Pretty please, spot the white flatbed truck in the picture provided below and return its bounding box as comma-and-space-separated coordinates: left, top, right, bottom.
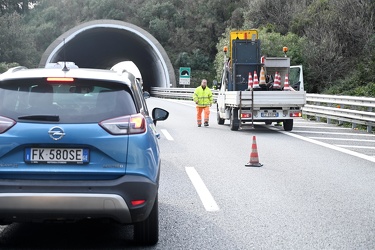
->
216, 30, 306, 131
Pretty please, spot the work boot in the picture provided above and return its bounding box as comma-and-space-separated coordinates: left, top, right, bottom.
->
198, 124, 201, 127
204, 122, 209, 127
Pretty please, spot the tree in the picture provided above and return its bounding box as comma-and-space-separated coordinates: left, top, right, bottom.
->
0, 12, 38, 67
0, 0, 373, 94
290, 0, 375, 92
243, 0, 313, 34
0, 0, 36, 15
241, 0, 374, 93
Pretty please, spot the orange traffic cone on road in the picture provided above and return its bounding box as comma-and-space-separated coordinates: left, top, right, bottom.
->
245, 136, 263, 167
253, 71, 260, 89
283, 74, 291, 91
259, 67, 266, 87
273, 71, 281, 90
248, 72, 253, 90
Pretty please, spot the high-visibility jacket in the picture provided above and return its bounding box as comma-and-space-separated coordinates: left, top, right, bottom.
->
193, 86, 213, 107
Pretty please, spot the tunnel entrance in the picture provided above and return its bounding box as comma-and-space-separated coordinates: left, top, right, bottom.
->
39, 19, 176, 91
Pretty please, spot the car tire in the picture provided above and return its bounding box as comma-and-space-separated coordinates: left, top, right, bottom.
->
134, 195, 159, 246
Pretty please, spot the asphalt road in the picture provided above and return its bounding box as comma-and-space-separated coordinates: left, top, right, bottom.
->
0, 97, 374, 249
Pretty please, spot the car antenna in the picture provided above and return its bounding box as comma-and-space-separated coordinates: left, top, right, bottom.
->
62, 38, 69, 72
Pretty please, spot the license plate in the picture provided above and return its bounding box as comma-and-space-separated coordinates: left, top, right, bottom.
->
25, 148, 89, 164
261, 112, 278, 117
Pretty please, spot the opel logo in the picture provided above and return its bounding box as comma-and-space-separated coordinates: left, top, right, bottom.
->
48, 126, 65, 141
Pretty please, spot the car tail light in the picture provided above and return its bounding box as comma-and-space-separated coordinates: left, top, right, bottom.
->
47, 77, 74, 82
290, 112, 302, 117
99, 114, 146, 135
0, 116, 16, 133
131, 200, 146, 206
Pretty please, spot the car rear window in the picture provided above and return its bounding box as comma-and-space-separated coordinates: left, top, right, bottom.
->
0, 78, 137, 123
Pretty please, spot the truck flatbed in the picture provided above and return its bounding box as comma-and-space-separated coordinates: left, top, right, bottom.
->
220, 90, 306, 108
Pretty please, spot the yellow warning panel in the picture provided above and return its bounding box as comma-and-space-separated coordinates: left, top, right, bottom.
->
228, 30, 259, 65
230, 30, 258, 41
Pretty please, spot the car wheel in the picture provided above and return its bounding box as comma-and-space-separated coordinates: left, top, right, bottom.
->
134, 195, 159, 245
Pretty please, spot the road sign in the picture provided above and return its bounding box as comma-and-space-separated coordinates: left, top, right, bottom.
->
179, 67, 191, 85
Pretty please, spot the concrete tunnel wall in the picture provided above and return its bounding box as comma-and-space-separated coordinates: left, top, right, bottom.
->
39, 19, 176, 91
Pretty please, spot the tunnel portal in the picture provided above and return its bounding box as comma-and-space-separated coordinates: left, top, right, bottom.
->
39, 19, 176, 90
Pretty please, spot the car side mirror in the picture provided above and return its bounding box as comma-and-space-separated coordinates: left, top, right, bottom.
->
143, 91, 150, 99
152, 107, 169, 125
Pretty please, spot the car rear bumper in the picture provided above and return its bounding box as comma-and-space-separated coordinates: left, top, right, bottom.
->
0, 175, 158, 224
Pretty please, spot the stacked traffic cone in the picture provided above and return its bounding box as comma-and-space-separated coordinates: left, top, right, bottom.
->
248, 72, 253, 90
273, 71, 281, 90
253, 71, 260, 89
283, 74, 291, 91
259, 67, 266, 87
245, 136, 263, 167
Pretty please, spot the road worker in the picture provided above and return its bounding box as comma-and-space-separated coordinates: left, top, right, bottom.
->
193, 79, 213, 127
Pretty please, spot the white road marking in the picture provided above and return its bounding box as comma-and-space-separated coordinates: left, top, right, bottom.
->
335, 145, 375, 150
292, 130, 375, 137
293, 125, 352, 130
268, 127, 375, 163
160, 129, 174, 141
308, 137, 375, 143
185, 167, 220, 212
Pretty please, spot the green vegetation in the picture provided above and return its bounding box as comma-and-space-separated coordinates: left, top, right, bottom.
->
0, 0, 374, 95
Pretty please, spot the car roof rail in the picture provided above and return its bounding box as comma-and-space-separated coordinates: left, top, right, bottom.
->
5, 66, 28, 73
113, 68, 127, 75
45, 61, 79, 69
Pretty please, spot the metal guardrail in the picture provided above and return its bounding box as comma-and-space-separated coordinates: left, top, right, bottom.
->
303, 94, 375, 133
150, 87, 199, 100
150, 87, 375, 133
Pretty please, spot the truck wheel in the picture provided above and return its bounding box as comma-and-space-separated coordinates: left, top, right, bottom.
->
134, 195, 159, 245
265, 121, 272, 125
230, 108, 240, 131
217, 105, 225, 125
217, 113, 225, 125
283, 119, 293, 131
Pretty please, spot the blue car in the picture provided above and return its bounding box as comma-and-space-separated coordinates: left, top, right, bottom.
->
0, 64, 168, 245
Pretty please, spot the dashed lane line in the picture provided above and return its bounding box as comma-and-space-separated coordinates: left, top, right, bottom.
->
185, 167, 220, 212
160, 129, 174, 141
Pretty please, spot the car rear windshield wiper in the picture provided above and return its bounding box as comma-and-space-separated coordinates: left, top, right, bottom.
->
18, 115, 60, 121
